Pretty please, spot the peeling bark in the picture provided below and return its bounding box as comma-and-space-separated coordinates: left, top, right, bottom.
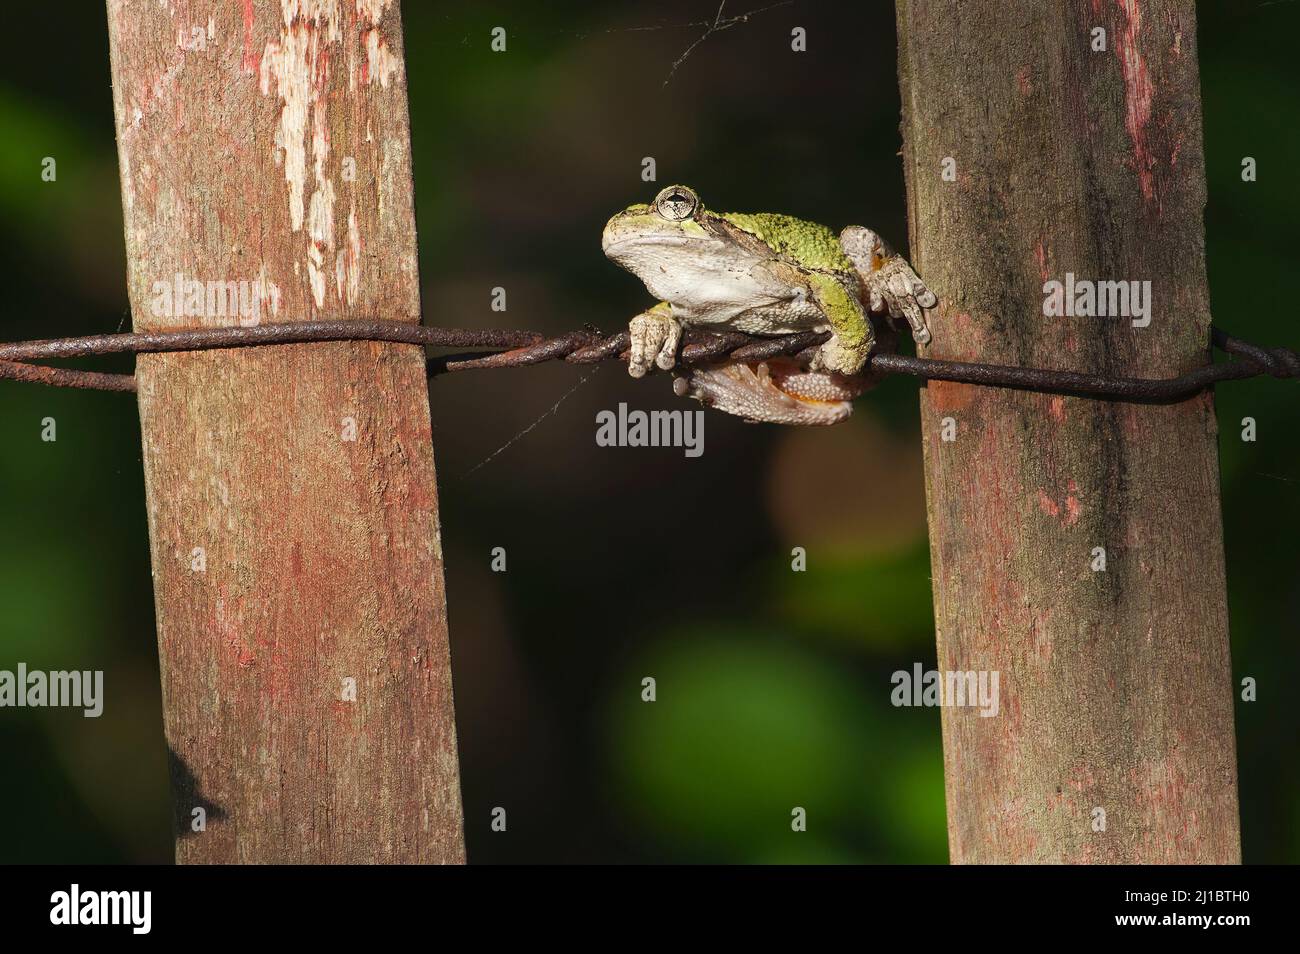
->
106, 0, 465, 863
896, 0, 1241, 862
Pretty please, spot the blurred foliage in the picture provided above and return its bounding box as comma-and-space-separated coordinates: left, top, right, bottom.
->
0, 0, 1294, 864
606, 628, 946, 863
1199, 0, 1300, 863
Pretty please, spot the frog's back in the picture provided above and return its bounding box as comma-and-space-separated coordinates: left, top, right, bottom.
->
719, 211, 853, 272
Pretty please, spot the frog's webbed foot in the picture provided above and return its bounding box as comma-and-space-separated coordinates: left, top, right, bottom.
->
673, 359, 865, 426
627, 302, 681, 378
840, 226, 936, 346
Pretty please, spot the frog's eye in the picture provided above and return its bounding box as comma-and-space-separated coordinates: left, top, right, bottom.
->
654, 186, 699, 221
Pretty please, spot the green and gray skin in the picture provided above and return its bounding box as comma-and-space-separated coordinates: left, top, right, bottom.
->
602, 185, 936, 425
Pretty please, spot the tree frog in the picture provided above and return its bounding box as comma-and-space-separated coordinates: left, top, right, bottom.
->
602, 185, 936, 424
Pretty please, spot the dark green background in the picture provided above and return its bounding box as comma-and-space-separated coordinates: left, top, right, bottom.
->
0, 1, 1294, 863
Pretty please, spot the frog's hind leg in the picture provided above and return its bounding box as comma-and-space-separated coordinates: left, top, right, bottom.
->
672, 358, 868, 426
839, 226, 936, 346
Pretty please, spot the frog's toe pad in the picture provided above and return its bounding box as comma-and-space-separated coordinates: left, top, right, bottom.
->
673, 359, 865, 426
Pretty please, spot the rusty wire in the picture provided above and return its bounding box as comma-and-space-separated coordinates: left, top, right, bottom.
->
0, 320, 1295, 402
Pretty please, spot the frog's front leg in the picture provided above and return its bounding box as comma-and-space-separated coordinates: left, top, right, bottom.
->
626, 301, 682, 378
840, 226, 936, 346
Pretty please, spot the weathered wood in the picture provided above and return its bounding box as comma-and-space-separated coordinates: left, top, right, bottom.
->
896, 0, 1240, 862
106, 0, 465, 862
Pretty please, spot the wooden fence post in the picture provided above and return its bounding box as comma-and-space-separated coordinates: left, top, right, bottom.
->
105, 1, 465, 862
895, 1, 1241, 862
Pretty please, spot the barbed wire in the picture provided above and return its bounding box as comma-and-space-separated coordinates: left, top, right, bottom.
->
0, 320, 1296, 402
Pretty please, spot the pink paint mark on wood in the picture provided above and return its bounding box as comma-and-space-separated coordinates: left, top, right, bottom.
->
240, 0, 259, 74
1048, 395, 1065, 422
1064, 479, 1081, 527
1016, 66, 1032, 96
1169, 128, 1186, 168
1036, 481, 1080, 527
1036, 488, 1060, 518
1033, 238, 1050, 283
1116, 0, 1157, 204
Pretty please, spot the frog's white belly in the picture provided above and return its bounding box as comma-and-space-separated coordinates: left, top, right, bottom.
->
605, 234, 836, 334
651, 264, 828, 332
